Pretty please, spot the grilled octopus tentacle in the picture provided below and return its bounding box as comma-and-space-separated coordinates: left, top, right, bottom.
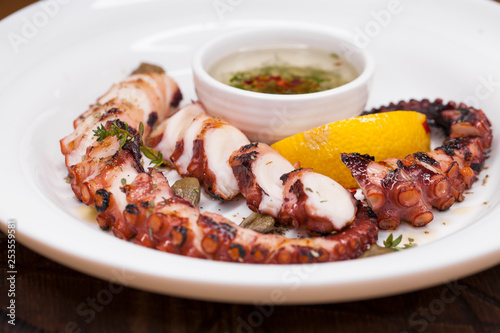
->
115, 177, 378, 264
94, 158, 378, 264
61, 63, 378, 264
343, 99, 492, 230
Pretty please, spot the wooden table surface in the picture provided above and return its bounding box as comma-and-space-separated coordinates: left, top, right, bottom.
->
1, 1, 500, 332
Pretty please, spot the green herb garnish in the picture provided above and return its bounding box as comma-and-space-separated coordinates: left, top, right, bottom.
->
141, 145, 165, 168
383, 233, 417, 251
93, 121, 134, 149
93, 120, 166, 168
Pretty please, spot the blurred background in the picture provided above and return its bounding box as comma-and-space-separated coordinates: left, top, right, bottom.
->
2, 0, 500, 20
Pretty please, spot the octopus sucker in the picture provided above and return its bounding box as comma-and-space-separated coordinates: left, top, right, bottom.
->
344, 99, 492, 230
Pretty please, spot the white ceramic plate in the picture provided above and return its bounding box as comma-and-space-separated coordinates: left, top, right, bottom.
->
1, 0, 500, 304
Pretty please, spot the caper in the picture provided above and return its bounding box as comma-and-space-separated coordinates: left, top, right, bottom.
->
171, 177, 201, 207
358, 244, 395, 258
240, 213, 275, 233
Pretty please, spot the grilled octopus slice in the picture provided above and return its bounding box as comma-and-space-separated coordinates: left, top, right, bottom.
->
230, 143, 357, 234
342, 99, 492, 230
147, 102, 250, 200
229, 142, 295, 217
60, 63, 182, 202
279, 168, 358, 234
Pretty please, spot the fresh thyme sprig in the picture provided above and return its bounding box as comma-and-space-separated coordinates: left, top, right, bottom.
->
137, 122, 165, 168
141, 145, 165, 168
93, 121, 134, 149
93, 120, 166, 168
383, 233, 417, 251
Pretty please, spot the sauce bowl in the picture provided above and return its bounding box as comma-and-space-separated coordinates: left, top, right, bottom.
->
192, 24, 375, 143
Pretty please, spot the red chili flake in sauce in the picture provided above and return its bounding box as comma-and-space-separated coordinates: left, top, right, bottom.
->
228, 65, 353, 94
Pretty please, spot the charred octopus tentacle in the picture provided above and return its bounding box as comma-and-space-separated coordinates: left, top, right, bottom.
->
60, 64, 379, 264
342, 99, 492, 230
118, 176, 378, 264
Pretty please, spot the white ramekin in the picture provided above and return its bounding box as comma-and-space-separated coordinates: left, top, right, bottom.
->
192, 25, 375, 143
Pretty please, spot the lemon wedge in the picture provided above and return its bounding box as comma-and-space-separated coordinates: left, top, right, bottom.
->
271, 111, 431, 188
